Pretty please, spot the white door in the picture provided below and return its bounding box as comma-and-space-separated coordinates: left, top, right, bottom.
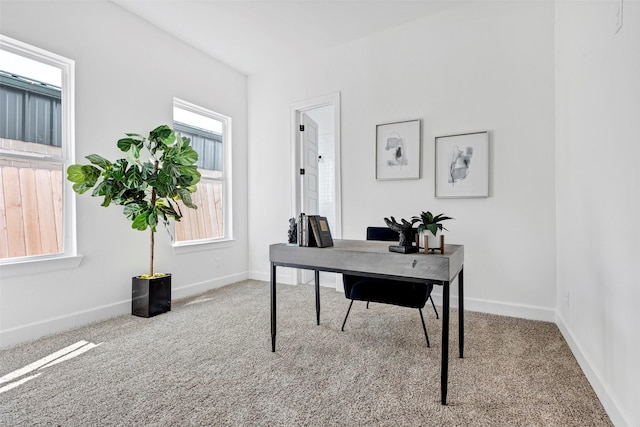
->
301, 112, 319, 216
300, 112, 320, 285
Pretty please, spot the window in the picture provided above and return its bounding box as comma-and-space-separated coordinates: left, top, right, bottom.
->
172, 98, 231, 244
0, 35, 76, 264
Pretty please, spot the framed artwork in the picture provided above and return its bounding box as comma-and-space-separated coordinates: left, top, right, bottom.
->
435, 131, 489, 198
376, 119, 421, 180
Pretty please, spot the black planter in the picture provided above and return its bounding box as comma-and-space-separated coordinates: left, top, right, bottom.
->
131, 274, 171, 318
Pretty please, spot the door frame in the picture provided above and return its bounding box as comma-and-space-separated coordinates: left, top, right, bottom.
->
290, 92, 342, 286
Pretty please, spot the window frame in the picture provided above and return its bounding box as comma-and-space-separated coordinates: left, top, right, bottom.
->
0, 35, 81, 276
172, 97, 233, 250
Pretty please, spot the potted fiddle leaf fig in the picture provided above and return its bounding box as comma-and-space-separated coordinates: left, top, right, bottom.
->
411, 211, 454, 253
67, 125, 201, 317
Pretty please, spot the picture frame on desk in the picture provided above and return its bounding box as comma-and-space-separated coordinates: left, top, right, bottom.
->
376, 119, 421, 180
435, 130, 489, 198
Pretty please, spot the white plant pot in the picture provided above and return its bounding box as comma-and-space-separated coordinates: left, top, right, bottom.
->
422, 230, 442, 251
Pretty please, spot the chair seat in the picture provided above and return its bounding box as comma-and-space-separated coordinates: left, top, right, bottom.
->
344, 275, 432, 309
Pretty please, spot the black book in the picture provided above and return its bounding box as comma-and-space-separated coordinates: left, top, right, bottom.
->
308, 215, 334, 248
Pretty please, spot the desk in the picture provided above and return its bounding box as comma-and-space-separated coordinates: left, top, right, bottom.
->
269, 239, 464, 405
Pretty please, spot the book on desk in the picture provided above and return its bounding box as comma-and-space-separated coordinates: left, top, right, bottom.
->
298, 214, 334, 248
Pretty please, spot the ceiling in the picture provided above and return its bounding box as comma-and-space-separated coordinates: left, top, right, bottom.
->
111, 0, 459, 75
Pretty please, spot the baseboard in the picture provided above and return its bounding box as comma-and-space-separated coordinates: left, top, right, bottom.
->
555, 312, 631, 427
428, 291, 556, 322
249, 269, 294, 284
0, 299, 130, 349
246, 273, 555, 322
172, 272, 248, 299
249, 270, 271, 283
0, 272, 249, 350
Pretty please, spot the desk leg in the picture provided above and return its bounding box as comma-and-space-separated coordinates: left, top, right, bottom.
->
271, 263, 277, 352
315, 270, 320, 325
441, 280, 450, 405
459, 268, 464, 358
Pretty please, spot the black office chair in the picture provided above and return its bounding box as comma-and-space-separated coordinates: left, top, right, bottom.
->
340, 226, 438, 347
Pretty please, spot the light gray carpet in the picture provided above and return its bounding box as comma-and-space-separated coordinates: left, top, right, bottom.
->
1, 280, 611, 426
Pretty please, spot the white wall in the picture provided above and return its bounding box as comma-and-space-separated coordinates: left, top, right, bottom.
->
555, 2, 640, 426
248, 2, 557, 320
0, 1, 248, 347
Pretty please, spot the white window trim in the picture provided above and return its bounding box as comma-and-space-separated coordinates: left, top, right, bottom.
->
172, 97, 233, 249
0, 35, 81, 275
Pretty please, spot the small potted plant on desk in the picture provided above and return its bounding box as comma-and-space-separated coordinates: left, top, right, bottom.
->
411, 211, 454, 254
67, 125, 201, 317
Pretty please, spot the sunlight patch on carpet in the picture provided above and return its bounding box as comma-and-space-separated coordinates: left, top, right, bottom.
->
184, 297, 214, 306
0, 340, 101, 393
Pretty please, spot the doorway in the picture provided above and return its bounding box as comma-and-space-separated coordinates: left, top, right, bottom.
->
290, 93, 341, 289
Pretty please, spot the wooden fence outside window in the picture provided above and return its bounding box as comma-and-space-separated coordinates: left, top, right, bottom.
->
0, 162, 63, 259
175, 179, 224, 242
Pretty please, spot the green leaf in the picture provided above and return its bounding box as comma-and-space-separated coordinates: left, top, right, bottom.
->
71, 181, 94, 194
149, 125, 174, 146
125, 167, 143, 189
123, 203, 143, 220
158, 201, 180, 220
174, 147, 199, 166
176, 170, 198, 188
85, 154, 112, 169
435, 215, 454, 222
132, 212, 149, 231
427, 224, 440, 236
117, 137, 144, 153
66, 164, 85, 183
100, 194, 112, 207
177, 188, 197, 209
129, 143, 141, 159
164, 163, 179, 179
117, 137, 135, 152
67, 163, 101, 187
140, 161, 155, 179
111, 159, 129, 180
147, 211, 158, 229
81, 165, 101, 182
156, 169, 177, 188
178, 133, 191, 147
91, 180, 112, 198
180, 165, 201, 184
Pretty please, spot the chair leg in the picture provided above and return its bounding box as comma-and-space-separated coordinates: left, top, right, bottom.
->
341, 300, 355, 331
366, 301, 370, 309
429, 295, 439, 319
419, 308, 430, 348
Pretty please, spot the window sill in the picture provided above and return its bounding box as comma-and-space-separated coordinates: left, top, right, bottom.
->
172, 239, 235, 255
0, 255, 84, 279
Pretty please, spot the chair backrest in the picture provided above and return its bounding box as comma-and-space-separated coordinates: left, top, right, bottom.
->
366, 226, 417, 242
344, 227, 433, 310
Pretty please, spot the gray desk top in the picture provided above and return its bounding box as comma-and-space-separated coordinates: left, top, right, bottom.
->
270, 239, 464, 282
